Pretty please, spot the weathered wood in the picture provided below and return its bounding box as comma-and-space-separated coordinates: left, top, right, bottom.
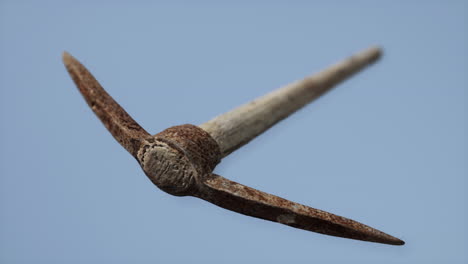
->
200, 46, 382, 157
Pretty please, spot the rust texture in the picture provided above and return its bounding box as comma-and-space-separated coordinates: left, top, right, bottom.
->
62, 49, 405, 246
154, 124, 221, 175
197, 174, 403, 245
136, 125, 221, 196
62, 52, 150, 157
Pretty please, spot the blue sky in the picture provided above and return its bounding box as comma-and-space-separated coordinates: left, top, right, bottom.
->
1, 1, 467, 263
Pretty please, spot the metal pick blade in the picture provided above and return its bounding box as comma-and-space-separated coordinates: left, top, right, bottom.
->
62, 52, 150, 157
197, 174, 404, 245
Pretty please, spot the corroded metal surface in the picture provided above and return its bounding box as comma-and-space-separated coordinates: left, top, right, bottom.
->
62, 48, 404, 246
62, 52, 150, 157
197, 174, 403, 245
137, 124, 221, 196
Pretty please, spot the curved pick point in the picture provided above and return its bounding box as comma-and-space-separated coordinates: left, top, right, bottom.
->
197, 174, 404, 246
62, 52, 150, 157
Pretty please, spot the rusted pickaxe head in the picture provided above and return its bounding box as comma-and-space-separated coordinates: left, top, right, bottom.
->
62, 46, 404, 246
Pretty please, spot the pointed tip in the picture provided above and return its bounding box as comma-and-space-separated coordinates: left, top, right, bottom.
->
355, 224, 405, 246
379, 234, 405, 246
62, 51, 74, 66
316, 217, 405, 246
390, 237, 405, 246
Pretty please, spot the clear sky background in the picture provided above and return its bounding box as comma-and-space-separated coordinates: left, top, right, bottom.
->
1, 1, 467, 263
